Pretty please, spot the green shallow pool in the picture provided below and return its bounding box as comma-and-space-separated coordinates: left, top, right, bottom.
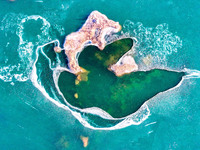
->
58, 39, 185, 118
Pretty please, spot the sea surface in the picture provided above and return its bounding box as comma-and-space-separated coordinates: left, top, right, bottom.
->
0, 0, 200, 149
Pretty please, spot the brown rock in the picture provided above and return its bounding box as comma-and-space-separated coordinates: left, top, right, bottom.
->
63, 11, 121, 74
110, 56, 138, 76
54, 46, 62, 53
74, 93, 78, 99
58, 11, 138, 77
80, 136, 89, 148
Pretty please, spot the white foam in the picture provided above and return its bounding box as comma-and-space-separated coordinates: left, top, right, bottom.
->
183, 68, 200, 79
145, 121, 157, 127
35, 0, 43, 3
0, 13, 65, 82
118, 20, 183, 71
148, 130, 154, 134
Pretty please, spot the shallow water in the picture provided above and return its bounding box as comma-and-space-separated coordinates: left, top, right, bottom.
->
0, 0, 200, 149
57, 38, 185, 118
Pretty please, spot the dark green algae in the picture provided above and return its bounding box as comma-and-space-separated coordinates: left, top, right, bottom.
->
58, 38, 185, 118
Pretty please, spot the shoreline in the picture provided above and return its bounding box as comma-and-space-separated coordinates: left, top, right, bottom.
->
28, 11, 200, 130
31, 36, 200, 130
54, 11, 138, 77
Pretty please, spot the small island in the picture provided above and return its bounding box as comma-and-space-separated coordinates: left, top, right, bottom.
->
51, 11, 185, 118
54, 10, 138, 77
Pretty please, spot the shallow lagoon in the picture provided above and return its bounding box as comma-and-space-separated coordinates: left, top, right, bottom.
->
58, 39, 184, 118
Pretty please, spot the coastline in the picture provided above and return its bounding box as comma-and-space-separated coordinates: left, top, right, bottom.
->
54, 11, 138, 77
27, 11, 200, 130
30, 21, 200, 129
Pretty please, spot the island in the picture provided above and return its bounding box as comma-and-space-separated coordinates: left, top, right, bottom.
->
53, 11, 185, 118
54, 10, 138, 77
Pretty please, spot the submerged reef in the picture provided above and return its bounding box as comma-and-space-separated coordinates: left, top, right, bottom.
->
54, 10, 138, 77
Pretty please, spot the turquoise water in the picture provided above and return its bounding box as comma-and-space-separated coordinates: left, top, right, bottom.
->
0, 0, 200, 149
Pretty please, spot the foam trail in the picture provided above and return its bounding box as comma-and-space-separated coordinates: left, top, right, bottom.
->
184, 68, 200, 79
35, 0, 43, 2
145, 121, 157, 127
148, 130, 153, 134
24, 101, 39, 111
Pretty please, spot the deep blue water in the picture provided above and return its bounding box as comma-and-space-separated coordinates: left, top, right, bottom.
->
0, 0, 200, 149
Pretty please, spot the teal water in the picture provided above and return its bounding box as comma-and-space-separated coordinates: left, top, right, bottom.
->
0, 0, 200, 149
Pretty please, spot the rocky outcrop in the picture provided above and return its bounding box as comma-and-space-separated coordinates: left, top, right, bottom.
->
54, 11, 138, 77
62, 11, 121, 74
80, 136, 89, 148
110, 55, 138, 76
